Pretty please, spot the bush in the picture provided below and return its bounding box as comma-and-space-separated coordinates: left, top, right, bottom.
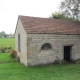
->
0, 47, 6, 53
5, 46, 12, 52
10, 50, 17, 58
0, 46, 13, 53
6, 46, 12, 50
54, 56, 61, 64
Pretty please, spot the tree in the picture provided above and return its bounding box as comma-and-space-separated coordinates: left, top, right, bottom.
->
50, 12, 64, 19
50, 12, 73, 20
59, 0, 80, 21
0, 33, 2, 38
0, 31, 8, 38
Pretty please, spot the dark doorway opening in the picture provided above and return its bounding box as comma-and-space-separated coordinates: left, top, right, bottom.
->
64, 46, 71, 62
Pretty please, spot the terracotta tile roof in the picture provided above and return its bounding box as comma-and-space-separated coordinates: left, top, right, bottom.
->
19, 15, 80, 34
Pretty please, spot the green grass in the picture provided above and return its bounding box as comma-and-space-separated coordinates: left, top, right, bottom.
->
0, 53, 16, 63
0, 38, 15, 48
0, 53, 80, 80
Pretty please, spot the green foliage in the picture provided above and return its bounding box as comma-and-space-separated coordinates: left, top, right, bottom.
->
0, 31, 8, 38
50, 12, 78, 21
5, 46, 12, 50
0, 47, 5, 53
59, 0, 80, 21
50, 12, 65, 19
0, 46, 13, 53
54, 56, 61, 64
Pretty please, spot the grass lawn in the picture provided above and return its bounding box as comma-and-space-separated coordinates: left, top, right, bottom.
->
0, 38, 15, 48
0, 53, 80, 80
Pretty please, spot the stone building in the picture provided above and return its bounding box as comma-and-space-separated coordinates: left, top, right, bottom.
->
15, 15, 80, 66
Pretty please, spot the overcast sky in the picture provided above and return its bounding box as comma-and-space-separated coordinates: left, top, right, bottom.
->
0, 0, 62, 34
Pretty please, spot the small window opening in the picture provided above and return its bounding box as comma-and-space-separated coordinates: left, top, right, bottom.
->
18, 34, 21, 52
41, 43, 52, 50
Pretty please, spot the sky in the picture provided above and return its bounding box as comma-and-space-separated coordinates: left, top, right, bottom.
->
0, 0, 62, 34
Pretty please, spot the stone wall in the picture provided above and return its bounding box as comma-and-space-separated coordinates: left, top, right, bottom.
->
15, 20, 80, 67
27, 34, 80, 66
15, 19, 27, 66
